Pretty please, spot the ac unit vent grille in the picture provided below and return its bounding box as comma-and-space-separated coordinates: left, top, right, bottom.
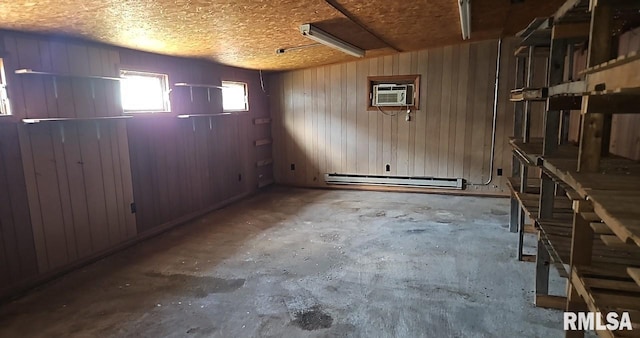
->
378, 93, 402, 104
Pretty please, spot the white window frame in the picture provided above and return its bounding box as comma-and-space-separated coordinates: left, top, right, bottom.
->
222, 80, 248, 112
120, 69, 171, 113
0, 58, 11, 116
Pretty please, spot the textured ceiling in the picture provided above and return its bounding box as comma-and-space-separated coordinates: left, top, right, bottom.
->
0, 0, 565, 70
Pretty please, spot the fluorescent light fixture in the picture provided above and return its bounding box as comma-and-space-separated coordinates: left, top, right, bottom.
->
458, 0, 471, 40
299, 24, 365, 58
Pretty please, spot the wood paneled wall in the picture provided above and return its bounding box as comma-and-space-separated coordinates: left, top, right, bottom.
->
120, 49, 271, 234
1, 33, 137, 277
0, 31, 270, 299
269, 38, 545, 195
0, 123, 38, 297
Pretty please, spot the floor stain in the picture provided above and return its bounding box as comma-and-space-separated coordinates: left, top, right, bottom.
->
405, 229, 426, 234
490, 209, 508, 216
144, 272, 245, 297
291, 306, 333, 331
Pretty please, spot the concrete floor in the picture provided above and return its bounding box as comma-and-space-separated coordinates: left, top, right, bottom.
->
0, 187, 567, 337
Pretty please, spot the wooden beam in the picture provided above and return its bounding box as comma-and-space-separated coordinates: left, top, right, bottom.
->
552, 23, 591, 40
589, 222, 613, 234
628, 267, 640, 287
548, 96, 582, 110
582, 94, 640, 114
535, 294, 567, 310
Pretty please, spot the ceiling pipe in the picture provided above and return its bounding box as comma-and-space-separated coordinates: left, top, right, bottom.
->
458, 0, 471, 40
468, 38, 502, 186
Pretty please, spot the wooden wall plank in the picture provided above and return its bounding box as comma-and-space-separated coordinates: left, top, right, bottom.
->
50, 123, 78, 261
77, 123, 110, 252
59, 124, 93, 257
439, 46, 453, 177
397, 53, 412, 176
355, 60, 369, 175
413, 50, 428, 177
345, 62, 357, 174
49, 41, 76, 118
0, 124, 38, 290
426, 48, 443, 176
66, 44, 94, 118
15, 37, 48, 119
3, 36, 27, 118
454, 43, 470, 179
97, 122, 123, 245
28, 124, 69, 270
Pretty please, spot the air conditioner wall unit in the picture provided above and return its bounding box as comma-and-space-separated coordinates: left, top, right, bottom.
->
372, 84, 414, 106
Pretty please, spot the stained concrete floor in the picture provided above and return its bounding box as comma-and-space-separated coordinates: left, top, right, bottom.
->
0, 187, 568, 337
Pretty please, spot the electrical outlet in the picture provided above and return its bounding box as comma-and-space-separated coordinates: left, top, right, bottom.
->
290, 164, 296, 171
385, 164, 391, 172
497, 168, 503, 176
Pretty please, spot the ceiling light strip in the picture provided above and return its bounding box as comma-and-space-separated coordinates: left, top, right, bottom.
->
299, 24, 365, 58
458, 0, 471, 40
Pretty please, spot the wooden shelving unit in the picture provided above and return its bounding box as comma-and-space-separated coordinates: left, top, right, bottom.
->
253, 116, 274, 188
506, 0, 640, 335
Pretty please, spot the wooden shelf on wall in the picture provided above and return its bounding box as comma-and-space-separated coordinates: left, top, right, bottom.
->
256, 159, 273, 167
15, 69, 121, 81
177, 113, 231, 118
254, 138, 272, 146
22, 116, 133, 124
253, 117, 271, 125
257, 178, 274, 188
174, 82, 223, 89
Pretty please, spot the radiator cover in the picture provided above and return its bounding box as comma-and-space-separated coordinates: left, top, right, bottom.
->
324, 173, 464, 190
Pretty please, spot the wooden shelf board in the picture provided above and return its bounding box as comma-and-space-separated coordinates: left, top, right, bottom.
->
257, 178, 274, 188
543, 146, 640, 199
15, 68, 121, 81
254, 138, 272, 146
582, 88, 640, 114
514, 46, 550, 57
506, 176, 540, 194
174, 83, 223, 89
22, 116, 132, 124
510, 87, 548, 101
510, 138, 544, 166
256, 159, 273, 167
516, 18, 552, 47
588, 190, 640, 247
253, 117, 272, 125
176, 113, 231, 118
581, 50, 640, 76
628, 267, 640, 288
571, 265, 640, 337
548, 80, 586, 97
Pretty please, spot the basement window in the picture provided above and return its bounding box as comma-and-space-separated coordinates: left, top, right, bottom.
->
0, 59, 11, 115
222, 81, 248, 112
120, 70, 170, 112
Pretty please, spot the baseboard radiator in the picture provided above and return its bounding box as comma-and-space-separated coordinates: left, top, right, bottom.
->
324, 173, 464, 190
